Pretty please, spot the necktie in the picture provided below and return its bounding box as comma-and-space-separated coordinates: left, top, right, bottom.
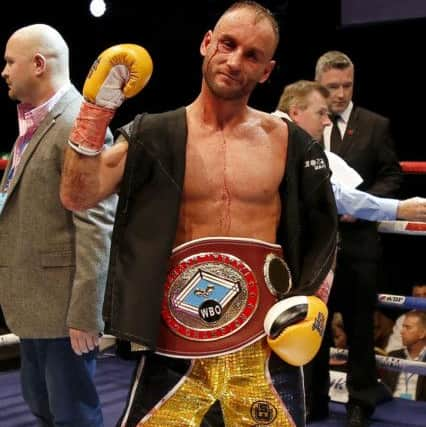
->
330, 114, 342, 153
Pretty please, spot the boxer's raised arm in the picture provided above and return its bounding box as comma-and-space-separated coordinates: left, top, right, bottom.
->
60, 44, 153, 211
61, 136, 128, 211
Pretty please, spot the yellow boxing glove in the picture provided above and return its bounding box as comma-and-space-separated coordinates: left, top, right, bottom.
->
69, 44, 153, 156
83, 44, 153, 109
264, 296, 328, 367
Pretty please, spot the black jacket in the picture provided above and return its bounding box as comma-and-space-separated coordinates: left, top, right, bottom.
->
331, 106, 403, 259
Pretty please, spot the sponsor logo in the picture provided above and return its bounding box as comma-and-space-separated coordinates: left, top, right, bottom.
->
378, 294, 406, 305
312, 311, 326, 336
250, 400, 277, 424
381, 356, 403, 371
304, 158, 326, 170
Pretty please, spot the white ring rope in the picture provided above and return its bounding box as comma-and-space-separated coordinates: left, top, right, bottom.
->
0, 333, 19, 346
1, 336, 425, 376
0, 333, 116, 350
331, 348, 426, 376
378, 220, 426, 236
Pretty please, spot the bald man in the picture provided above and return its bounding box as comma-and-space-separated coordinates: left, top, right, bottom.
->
1, 24, 117, 426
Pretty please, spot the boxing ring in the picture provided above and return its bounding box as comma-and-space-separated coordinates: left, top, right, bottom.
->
0, 161, 425, 425
328, 160, 426, 410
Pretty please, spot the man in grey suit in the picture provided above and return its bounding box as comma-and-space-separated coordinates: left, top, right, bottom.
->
0, 24, 117, 426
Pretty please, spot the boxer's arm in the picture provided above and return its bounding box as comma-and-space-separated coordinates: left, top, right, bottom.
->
61, 136, 127, 211
60, 44, 152, 211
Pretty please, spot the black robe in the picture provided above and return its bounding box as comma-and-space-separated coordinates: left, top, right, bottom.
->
103, 107, 338, 349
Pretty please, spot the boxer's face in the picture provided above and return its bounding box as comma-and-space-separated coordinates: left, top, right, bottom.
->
200, 8, 276, 101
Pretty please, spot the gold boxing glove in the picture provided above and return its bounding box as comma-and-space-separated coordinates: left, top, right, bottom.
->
69, 44, 153, 156
83, 43, 153, 109
264, 296, 328, 367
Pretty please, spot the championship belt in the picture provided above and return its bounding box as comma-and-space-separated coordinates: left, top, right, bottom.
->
156, 237, 292, 358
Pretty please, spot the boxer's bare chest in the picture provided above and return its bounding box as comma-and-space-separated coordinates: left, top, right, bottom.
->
183, 126, 285, 204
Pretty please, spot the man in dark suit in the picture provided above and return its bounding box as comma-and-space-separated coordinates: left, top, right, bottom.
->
381, 311, 426, 401
311, 50, 403, 427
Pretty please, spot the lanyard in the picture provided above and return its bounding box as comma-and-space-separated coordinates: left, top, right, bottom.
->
403, 371, 415, 393
2, 134, 33, 193
402, 349, 426, 392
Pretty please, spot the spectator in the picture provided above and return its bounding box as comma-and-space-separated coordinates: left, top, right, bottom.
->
330, 312, 348, 370
332, 312, 348, 349
386, 283, 426, 353
381, 311, 426, 401
374, 310, 395, 354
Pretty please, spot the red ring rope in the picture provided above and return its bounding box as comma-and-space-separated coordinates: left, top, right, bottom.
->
0, 159, 8, 170
400, 161, 426, 174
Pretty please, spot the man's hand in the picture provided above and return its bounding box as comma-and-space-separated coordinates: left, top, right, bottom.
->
69, 328, 100, 356
397, 197, 426, 221
339, 214, 357, 223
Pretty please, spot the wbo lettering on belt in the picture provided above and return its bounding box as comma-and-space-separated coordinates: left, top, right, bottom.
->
156, 237, 292, 358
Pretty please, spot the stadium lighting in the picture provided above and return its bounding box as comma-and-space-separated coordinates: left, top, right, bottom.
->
90, 0, 106, 18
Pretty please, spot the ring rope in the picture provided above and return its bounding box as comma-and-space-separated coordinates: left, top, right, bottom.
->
400, 161, 426, 174
0, 333, 116, 348
377, 294, 426, 311
0, 159, 8, 171
0, 333, 19, 346
2, 336, 425, 376
378, 220, 426, 236
331, 348, 426, 376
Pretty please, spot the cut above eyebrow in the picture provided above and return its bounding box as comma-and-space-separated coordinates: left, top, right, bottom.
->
326, 82, 353, 87
219, 34, 269, 60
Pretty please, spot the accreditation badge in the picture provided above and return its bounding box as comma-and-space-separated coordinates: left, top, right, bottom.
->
0, 192, 7, 215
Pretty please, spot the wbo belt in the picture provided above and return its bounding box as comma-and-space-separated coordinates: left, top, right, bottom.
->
156, 237, 292, 358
